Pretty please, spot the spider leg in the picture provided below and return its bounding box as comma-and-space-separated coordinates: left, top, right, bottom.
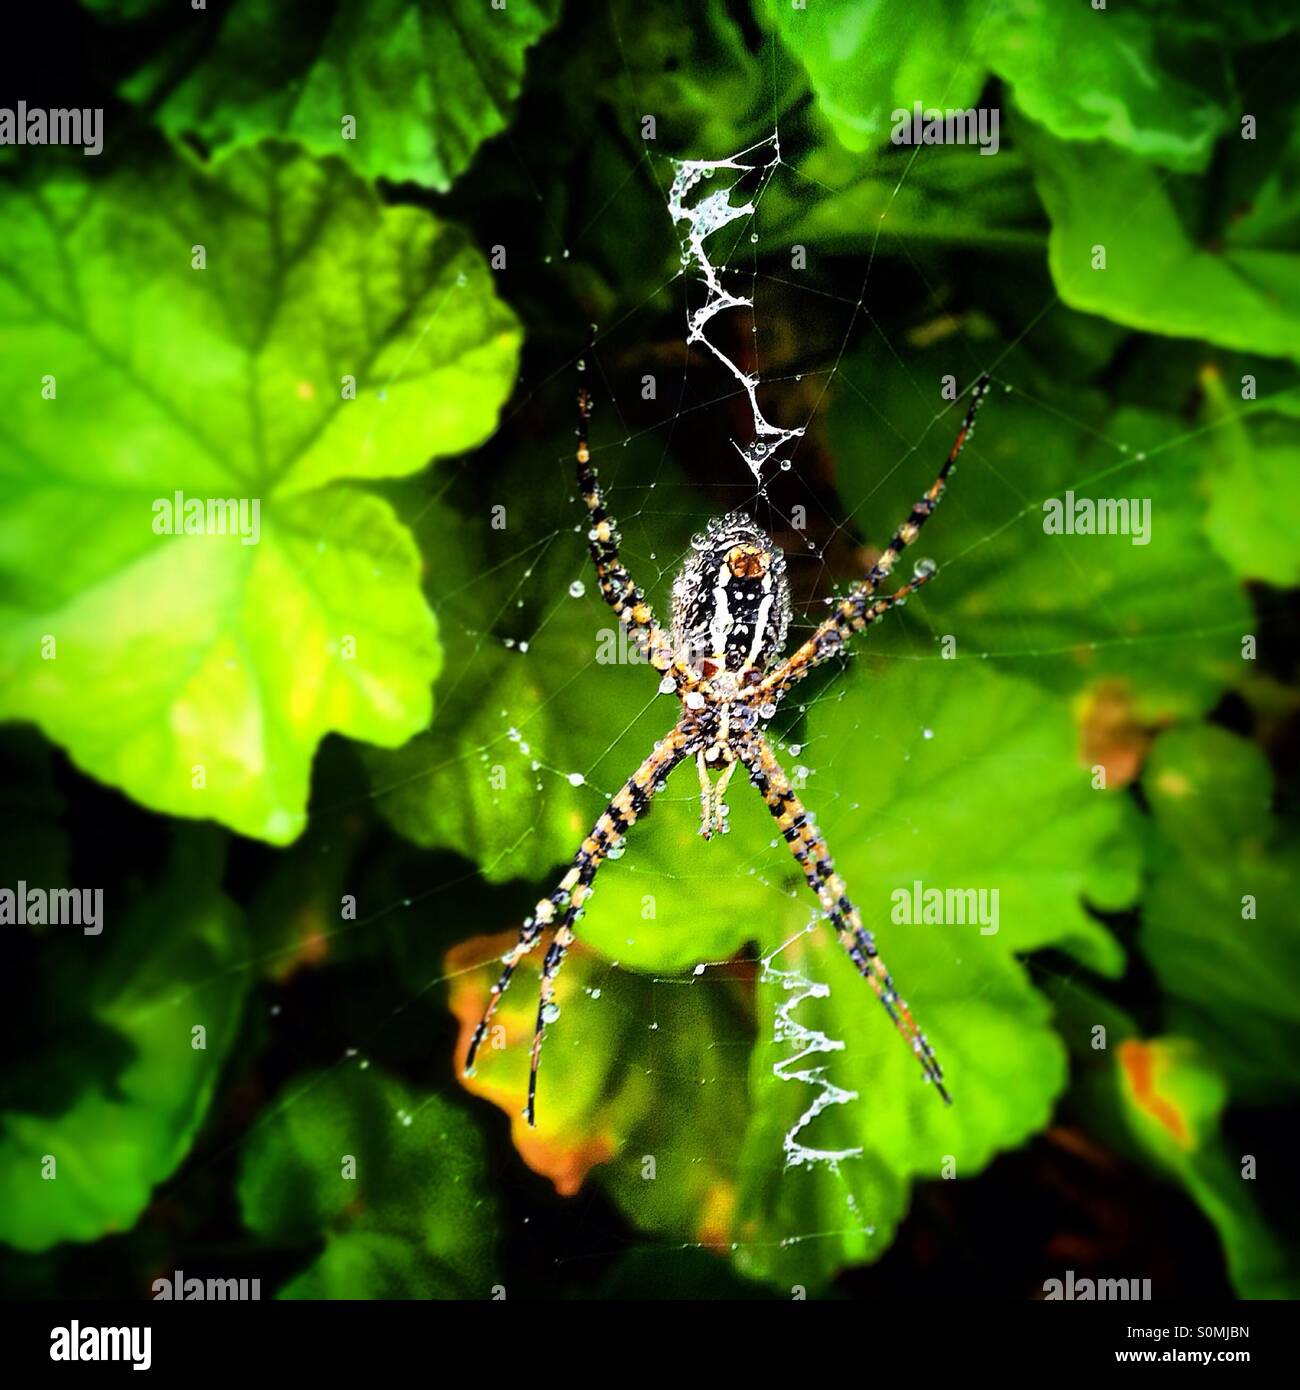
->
465, 723, 697, 1126
761, 373, 991, 701
696, 748, 738, 838
737, 731, 950, 1103
575, 344, 679, 680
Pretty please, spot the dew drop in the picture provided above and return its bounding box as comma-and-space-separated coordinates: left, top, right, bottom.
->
567, 771, 585, 787
568, 579, 586, 598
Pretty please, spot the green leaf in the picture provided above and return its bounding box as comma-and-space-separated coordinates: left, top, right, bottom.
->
238, 1061, 496, 1298
1051, 982, 1300, 1298
828, 345, 1252, 725
1113, 1038, 1299, 1298
1199, 368, 1300, 588
1026, 123, 1300, 361
984, 0, 1227, 172
761, 0, 1230, 169
0, 831, 248, 1253
757, 0, 985, 153
0, 140, 521, 843
1140, 725, 1300, 1103
115, 0, 561, 191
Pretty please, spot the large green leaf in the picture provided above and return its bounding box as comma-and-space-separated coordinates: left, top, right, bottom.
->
0, 832, 248, 1253
984, 0, 1228, 171
1140, 725, 1300, 1103
108, 0, 561, 191
238, 1061, 497, 1298
760, 0, 1232, 169
0, 141, 521, 843
1027, 124, 1300, 362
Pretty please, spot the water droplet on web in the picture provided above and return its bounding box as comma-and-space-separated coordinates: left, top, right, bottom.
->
779, 459, 791, 471
759, 702, 777, 719
658, 674, 676, 694
568, 580, 586, 598
541, 1003, 561, 1025
789, 743, 802, 756
750, 233, 759, 243
922, 727, 934, 740
913, 557, 937, 581
567, 771, 585, 787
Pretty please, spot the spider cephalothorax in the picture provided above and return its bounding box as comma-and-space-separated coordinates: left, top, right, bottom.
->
464, 356, 991, 1126
669, 512, 791, 681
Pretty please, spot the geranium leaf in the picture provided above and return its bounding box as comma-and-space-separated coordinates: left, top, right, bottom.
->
0, 140, 521, 843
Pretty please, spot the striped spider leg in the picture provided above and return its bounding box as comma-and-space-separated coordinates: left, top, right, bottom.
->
757, 374, 991, 706
465, 353, 698, 1125
737, 729, 949, 1100
574, 346, 684, 684
463, 723, 697, 1125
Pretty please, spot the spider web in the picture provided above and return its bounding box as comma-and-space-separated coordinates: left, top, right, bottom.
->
149, 16, 1289, 1297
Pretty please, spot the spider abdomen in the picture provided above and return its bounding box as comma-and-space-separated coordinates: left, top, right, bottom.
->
669, 512, 790, 676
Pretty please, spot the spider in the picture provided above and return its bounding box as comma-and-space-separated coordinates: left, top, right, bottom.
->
465, 357, 992, 1125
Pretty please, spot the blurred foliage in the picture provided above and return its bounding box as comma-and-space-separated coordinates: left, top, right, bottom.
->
238, 1063, 497, 1297
1, 0, 1299, 1301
